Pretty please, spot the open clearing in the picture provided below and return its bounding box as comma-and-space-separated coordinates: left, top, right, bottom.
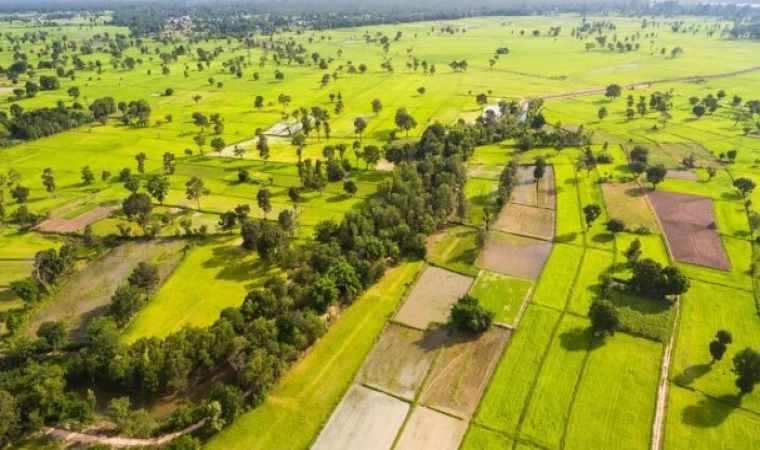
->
478, 232, 553, 281
27, 239, 186, 340
395, 406, 468, 450
600, 182, 661, 232
38, 206, 114, 233
394, 266, 474, 330
468, 270, 533, 325
512, 166, 556, 209
493, 203, 555, 241
420, 327, 510, 419
358, 324, 446, 400
310, 384, 409, 450
648, 190, 731, 270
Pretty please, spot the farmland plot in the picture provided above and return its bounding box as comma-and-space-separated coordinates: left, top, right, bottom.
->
394, 266, 474, 330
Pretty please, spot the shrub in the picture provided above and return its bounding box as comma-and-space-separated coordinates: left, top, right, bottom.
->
450, 295, 493, 333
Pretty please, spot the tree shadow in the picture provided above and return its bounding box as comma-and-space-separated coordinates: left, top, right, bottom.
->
412, 327, 449, 353
591, 232, 614, 244
325, 194, 348, 203
673, 363, 712, 386
624, 187, 645, 197
682, 393, 743, 428
720, 192, 742, 201
554, 232, 578, 243
559, 326, 605, 352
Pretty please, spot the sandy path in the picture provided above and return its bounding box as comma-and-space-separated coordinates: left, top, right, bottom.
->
650, 300, 680, 450
43, 419, 205, 448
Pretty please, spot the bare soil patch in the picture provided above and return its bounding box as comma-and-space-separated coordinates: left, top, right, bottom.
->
666, 170, 699, 181
38, 206, 114, 233
493, 203, 555, 241
311, 384, 408, 450
512, 166, 555, 209
477, 232, 553, 280
394, 406, 468, 450
262, 120, 302, 137
601, 182, 661, 232
394, 266, 474, 330
419, 327, 511, 419
27, 239, 186, 340
358, 324, 446, 400
648, 190, 730, 270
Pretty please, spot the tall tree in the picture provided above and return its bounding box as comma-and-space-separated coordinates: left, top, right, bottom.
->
185, 177, 209, 210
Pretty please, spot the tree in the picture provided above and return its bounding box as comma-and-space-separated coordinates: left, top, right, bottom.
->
598, 106, 608, 120
605, 218, 626, 233
371, 98, 383, 115
67, 86, 80, 100
450, 295, 493, 333
211, 137, 226, 154
145, 175, 170, 205
41, 168, 56, 197
692, 104, 706, 118
734, 177, 756, 198
185, 177, 209, 210
343, 181, 357, 197
362, 145, 381, 169
257, 188, 272, 218
124, 176, 141, 194
733, 348, 760, 395
36, 321, 67, 351
194, 134, 206, 154
254, 95, 264, 110
417, 86, 426, 96
710, 330, 733, 363
277, 210, 296, 235
624, 238, 642, 266
646, 164, 667, 189
256, 134, 269, 160
394, 108, 417, 137
135, 152, 147, 174
588, 299, 619, 337
605, 84, 622, 100
288, 186, 301, 210
583, 204, 602, 230
353, 117, 367, 140
81, 166, 95, 185
0, 390, 19, 444
11, 185, 29, 204
476, 93, 488, 106
128, 261, 160, 296
122, 192, 153, 234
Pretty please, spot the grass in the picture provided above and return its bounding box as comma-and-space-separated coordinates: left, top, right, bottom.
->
468, 270, 533, 325
427, 226, 481, 277
613, 232, 670, 277
465, 177, 498, 225
205, 260, 423, 450
608, 290, 674, 343
567, 248, 614, 315
565, 333, 662, 450
472, 304, 561, 437
531, 244, 584, 311
664, 385, 760, 450
462, 426, 515, 450
518, 315, 593, 450
121, 237, 279, 342
554, 164, 584, 246
671, 280, 760, 414
677, 236, 753, 291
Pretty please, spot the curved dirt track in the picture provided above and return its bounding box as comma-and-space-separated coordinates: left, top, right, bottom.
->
538, 64, 760, 101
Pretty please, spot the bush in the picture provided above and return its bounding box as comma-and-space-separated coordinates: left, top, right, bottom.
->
450, 295, 493, 333
605, 218, 627, 233
589, 299, 619, 337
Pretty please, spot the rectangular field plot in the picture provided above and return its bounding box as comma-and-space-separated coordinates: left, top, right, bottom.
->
468, 271, 533, 325
493, 203, 555, 241
568, 248, 614, 315
311, 384, 409, 450
553, 164, 584, 245
664, 385, 760, 450
395, 406, 468, 450
473, 305, 561, 436
394, 266, 474, 330
648, 190, 730, 270
613, 233, 670, 277
564, 334, 662, 450
358, 324, 446, 400
672, 280, 760, 414
519, 315, 593, 450
531, 244, 584, 310
601, 182, 661, 232
478, 232, 553, 281
512, 165, 556, 209
420, 327, 511, 419
426, 226, 480, 277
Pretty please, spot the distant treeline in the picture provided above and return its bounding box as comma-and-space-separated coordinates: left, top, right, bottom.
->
0, 0, 758, 38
